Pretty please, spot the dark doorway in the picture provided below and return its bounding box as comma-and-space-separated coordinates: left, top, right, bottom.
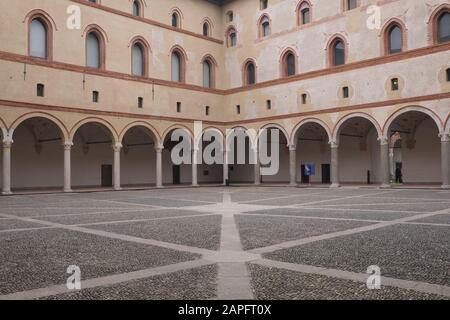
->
301, 165, 308, 184
321, 164, 331, 184
101, 165, 113, 187
173, 165, 181, 185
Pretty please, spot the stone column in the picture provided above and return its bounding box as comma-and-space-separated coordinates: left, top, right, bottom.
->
289, 144, 297, 186
155, 146, 163, 188
441, 134, 450, 189
223, 150, 229, 185
389, 147, 395, 182
113, 142, 122, 191
330, 141, 340, 188
2, 138, 13, 195
192, 148, 199, 187
63, 142, 73, 192
253, 146, 261, 185
379, 137, 391, 188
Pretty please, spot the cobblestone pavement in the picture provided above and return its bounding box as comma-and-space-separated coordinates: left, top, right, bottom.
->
0, 187, 449, 300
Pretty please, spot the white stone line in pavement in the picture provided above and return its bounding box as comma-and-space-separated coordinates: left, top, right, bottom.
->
238, 213, 386, 224
0, 226, 57, 233
238, 213, 450, 227
0, 213, 215, 256
306, 202, 446, 207
298, 206, 425, 214
24, 208, 163, 219
238, 191, 338, 204
363, 196, 450, 202
253, 259, 450, 298
216, 192, 255, 300
0, 259, 213, 300
294, 190, 402, 207
72, 213, 219, 227
249, 207, 450, 254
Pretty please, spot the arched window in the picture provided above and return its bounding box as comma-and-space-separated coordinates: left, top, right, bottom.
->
437, 12, 450, 43
86, 31, 103, 69
244, 60, 256, 86
203, 22, 210, 36
281, 51, 296, 77
172, 12, 179, 28
227, 27, 237, 47
171, 49, 185, 83
329, 37, 346, 66
259, 16, 270, 38
203, 59, 213, 88
298, 1, 311, 25
132, 1, 141, 17
29, 18, 49, 59
388, 25, 402, 54
132, 41, 146, 77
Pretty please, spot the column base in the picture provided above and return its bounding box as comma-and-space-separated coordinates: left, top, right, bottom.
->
114, 187, 122, 191
156, 185, 164, 189
380, 183, 391, 189
290, 182, 298, 187
64, 188, 73, 193
192, 183, 199, 187
1, 191, 12, 195
330, 183, 340, 188
441, 184, 450, 190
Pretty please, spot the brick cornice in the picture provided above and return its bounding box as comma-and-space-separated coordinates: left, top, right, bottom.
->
1, 92, 449, 128
70, 0, 224, 45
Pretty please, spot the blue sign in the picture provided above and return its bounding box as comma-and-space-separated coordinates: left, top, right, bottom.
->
305, 164, 315, 176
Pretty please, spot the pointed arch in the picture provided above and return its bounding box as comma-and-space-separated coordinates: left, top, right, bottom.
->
129, 36, 150, 77
296, 0, 312, 26
279, 47, 299, 77
326, 33, 348, 67
428, 3, 450, 44
201, 54, 217, 89
380, 17, 407, 55
257, 14, 272, 38
291, 118, 332, 145
83, 24, 108, 70
26, 10, 55, 60
170, 45, 187, 83
242, 58, 257, 86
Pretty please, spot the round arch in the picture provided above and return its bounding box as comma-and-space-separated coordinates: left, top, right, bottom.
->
226, 126, 257, 149
10, 112, 69, 142
445, 113, 450, 134
258, 123, 290, 145
333, 112, 382, 143
70, 117, 119, 142
382, 106, 444, 138
291, 118, 332, 146
201, 127, 225, 145
119, 121, 161, 146
162, 124, 193, 145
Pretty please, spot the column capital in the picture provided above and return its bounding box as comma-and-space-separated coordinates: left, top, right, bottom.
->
288, 144, 296, 151
329, 141, 339, 148
155, 145, 164, 153
378, 136, 389, 145
63, 141, 73, 150
112, 142, 123, 152
2, 138, 13, 148
439, 133, 450, 142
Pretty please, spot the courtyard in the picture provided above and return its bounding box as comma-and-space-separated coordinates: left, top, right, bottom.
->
0, 186, 449, 300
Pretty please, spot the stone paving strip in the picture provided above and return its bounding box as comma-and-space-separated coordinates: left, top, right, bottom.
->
251, 259, 450, 298
248, 206, 450, 255
0, 259, 213, 300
